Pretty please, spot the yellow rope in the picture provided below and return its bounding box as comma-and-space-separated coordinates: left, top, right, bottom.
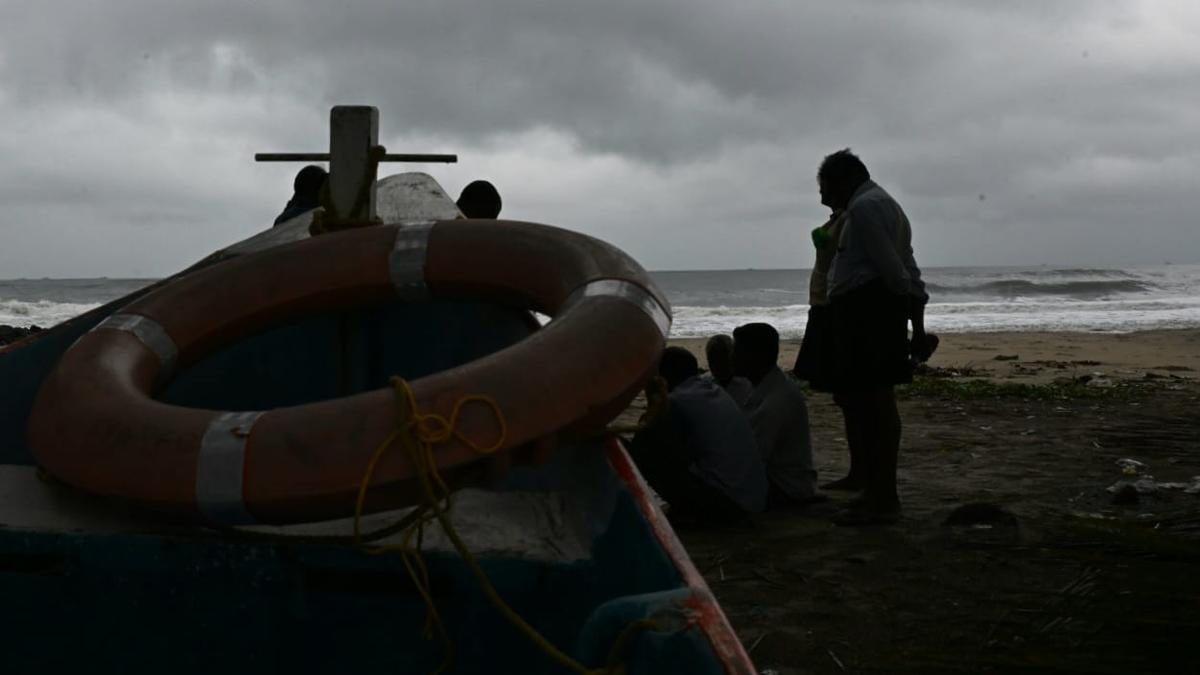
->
353, 377, 655, 675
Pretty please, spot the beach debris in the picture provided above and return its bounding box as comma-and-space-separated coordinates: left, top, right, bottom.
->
1107, 474, 1200, 497
1111, 483, 1139, 505
752, 568, 788, 588
943, 503, 1019, 529
1116, 458, 1147, 475
1086, 377, 1113, 388
994, 354, 1019, 361
1072, 511, 1116, 520
1107, 477, 1159, 495
747, 633, 768, 654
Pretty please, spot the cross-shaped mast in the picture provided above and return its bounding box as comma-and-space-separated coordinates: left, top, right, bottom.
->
256, 106, 456, 228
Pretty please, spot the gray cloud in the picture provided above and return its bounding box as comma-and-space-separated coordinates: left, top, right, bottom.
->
0, 0, 1197, 277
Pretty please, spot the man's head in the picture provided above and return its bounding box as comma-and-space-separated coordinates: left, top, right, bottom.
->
457, 180, 503, 218
293, 165, 328, 204
733, 322, 780, 384
817, 148, 870, 210
659, 346, 700, 391
705, 334, 736, 385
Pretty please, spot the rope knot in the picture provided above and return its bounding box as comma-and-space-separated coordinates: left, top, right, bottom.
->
353, 376, 652, 675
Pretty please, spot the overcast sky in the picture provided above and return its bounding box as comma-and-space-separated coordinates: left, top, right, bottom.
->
1, 1, 1197, 278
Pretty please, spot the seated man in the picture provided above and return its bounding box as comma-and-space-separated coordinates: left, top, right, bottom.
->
273, 165, 327, 226
733, 322, 820, 506
456, 180, 503, 218
629, 347, 767, 524
704, 334, 754, 407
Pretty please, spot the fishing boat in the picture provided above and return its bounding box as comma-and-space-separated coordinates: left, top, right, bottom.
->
0, 107, 755, 674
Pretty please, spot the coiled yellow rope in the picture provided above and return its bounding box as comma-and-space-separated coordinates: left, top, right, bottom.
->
353, 377, 655, 675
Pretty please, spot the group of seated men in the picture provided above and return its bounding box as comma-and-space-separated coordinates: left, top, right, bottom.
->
628, 323, 816, 525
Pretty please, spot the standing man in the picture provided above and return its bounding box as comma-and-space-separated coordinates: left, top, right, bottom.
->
818, 149, 931, 525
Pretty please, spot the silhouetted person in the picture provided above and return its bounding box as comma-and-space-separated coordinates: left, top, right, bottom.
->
794, 207, 868, 491
817, 148, 931, 525
733, 323, 819, 506
704, 334, 754, 407
274, 165, 328, 226
457, 180, 502, 218
793, 208, 846, 388
629, 347, 767, 525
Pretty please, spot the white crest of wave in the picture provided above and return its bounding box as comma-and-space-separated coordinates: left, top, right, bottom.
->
669, 295, 1200, 337
0, 299, 99, 328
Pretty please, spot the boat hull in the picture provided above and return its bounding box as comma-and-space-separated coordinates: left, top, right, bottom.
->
0, 440, 751, 674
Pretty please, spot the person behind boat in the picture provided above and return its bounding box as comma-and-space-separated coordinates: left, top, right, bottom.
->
704, 334, 754, 407
733, 322, 820, 507
456, 180, 503, 218
273, 165, 328, 226
629, 347, 768, 524
792, 208, 863, 488
793, 207, 846, 387
816, 148, 933, 526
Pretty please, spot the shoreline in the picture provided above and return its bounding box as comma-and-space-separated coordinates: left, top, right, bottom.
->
669, 327, 1200, 384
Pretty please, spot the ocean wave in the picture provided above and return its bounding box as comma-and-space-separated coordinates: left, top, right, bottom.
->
668, 297, 1200, 337
0, 299, 98, 328
1020, 268, 1136, 278
925, 279, 1153, 298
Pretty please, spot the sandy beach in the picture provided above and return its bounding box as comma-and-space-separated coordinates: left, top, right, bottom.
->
670, 329, 1200, 385
630, 329, 1200, 673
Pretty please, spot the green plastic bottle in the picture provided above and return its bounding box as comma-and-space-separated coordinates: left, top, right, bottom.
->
811, 225, 832, 250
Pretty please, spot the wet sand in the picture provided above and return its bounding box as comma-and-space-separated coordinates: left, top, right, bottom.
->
629, 329, 1200, 673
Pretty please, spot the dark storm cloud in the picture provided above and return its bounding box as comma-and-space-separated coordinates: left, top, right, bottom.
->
0, 0, 1119, 160
0, 0, 1197, 276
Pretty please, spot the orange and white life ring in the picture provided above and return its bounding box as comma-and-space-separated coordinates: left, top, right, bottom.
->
28, 221, 670, 525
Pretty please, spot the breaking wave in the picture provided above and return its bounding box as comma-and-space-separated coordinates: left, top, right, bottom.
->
926, 279, 1154, 298
0, 299, 99, 328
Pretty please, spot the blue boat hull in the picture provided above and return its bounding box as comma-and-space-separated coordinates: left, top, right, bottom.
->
0, 441, 747, 674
